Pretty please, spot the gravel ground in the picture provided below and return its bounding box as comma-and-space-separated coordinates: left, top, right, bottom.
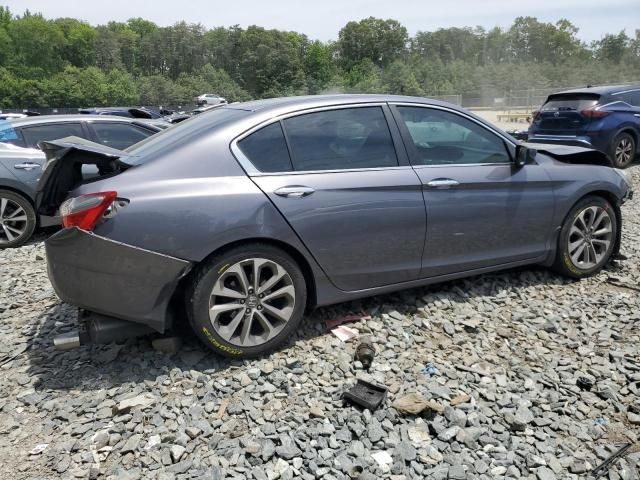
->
1, 173, 639, 480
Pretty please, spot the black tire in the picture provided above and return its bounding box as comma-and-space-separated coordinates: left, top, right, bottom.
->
186, 243, 307, 358
553, 195, 617, 279
610, 132, 636, 169
0, 189, 36, 248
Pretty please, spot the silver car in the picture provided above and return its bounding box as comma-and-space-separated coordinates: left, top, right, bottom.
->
0, 115, 166, 247
40, 95, 632, 357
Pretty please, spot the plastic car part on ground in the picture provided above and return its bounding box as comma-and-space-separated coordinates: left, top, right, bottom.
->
342, 379, 388, 410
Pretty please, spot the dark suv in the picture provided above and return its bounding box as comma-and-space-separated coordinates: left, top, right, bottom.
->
528, 84, 640, 168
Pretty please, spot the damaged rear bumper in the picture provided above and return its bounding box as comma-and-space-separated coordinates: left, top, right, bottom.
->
45, 228, 192, 333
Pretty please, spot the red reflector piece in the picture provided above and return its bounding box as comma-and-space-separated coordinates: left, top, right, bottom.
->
60, 191, 117, 231
580, 108, 609, 119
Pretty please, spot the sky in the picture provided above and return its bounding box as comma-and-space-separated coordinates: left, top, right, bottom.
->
4, 0, 639, 42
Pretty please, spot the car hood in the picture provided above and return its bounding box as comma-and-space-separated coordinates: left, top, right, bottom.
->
522, 142, 612, 167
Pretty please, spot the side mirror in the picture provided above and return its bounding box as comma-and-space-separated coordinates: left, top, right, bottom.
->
515, 145, 536, 168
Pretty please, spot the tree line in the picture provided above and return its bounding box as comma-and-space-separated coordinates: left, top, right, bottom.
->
0, 7, 638, 108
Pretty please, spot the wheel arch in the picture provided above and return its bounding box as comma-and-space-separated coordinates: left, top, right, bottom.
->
0, 184, 35, 207
546, 189, 622, 267
166, 237, 318, 331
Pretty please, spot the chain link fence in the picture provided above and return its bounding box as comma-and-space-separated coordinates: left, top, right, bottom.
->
449, 80, 640, 111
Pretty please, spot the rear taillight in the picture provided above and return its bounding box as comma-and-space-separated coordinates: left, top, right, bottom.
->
60, 191, 117, 231
580, 108, 609, 119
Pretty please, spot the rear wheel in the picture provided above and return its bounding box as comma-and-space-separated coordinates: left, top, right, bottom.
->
610, 132, 636, 168
187, 243, 307, 358
0, 190, 36, 248
553, 195, 617, 279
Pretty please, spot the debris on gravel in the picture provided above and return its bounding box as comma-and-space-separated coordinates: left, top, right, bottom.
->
1, 171, 640, 479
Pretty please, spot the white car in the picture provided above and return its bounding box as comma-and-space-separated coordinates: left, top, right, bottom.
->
195, 94, 227, 106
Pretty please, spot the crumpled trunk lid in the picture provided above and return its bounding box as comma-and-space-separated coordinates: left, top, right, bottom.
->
36, 136, 132, 216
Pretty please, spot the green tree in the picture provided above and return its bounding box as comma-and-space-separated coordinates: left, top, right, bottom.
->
7, 12, 65, 76
594, 31, 630, 63
337, 17, 408, 69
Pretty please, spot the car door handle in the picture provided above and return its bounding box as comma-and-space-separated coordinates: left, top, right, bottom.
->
14, 162, 41, 170
426, 178, 460, 189
634, 113, 640, 118
274, 186, 315, 198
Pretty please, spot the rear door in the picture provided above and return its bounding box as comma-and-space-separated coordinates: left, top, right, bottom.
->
531, 93, 600, 136
235, 104, 427, 291
392, 104, 555, 278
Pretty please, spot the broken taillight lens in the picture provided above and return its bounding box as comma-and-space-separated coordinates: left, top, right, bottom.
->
60, 191, 117, 231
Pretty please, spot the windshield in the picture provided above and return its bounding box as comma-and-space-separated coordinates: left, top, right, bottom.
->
0, 121, 24, 146
124, 107, 248, 164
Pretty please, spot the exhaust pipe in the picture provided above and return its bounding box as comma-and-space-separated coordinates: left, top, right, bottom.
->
53, 332, 81, 350
53, 311, 156, 350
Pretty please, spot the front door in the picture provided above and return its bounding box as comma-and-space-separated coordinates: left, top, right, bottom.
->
392, 104, 556, 277
236, 105, 427, 291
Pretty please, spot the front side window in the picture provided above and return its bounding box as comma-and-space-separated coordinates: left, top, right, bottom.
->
21, 123, 85, 148
92, 123, 154, 150
283, 107, 398, 171
397, 106, 511, 165
238, 122, 293, 172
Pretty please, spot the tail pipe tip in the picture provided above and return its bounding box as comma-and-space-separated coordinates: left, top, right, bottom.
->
53, 332, 81, 351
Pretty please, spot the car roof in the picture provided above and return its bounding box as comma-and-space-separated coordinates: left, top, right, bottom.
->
551, 84, 640, 96
224, 94, 460, 114
6, 114, 164, 130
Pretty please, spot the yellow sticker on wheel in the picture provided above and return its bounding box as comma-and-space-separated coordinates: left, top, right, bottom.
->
202, 327, 242, 355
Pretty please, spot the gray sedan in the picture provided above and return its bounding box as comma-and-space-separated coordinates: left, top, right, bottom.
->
40, 95, 632, 357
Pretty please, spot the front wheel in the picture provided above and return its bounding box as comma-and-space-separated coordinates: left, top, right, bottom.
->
187, 244, 307, 358
610, 132, 636, 168
0, 190, 36, 248
553, 195, 617, 279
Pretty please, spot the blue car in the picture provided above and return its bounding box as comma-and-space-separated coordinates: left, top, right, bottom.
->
528, 84, 640, 168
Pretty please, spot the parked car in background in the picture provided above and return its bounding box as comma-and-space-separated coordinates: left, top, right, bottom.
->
38, 94, 631, 358
528, 84, 640, 168
196, 94, 227, 106
78, 106, 166, 120
0, 115, 165, 247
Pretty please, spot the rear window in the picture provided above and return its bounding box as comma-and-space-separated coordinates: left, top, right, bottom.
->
124, 107, 247, 164
542, 94, 600, 112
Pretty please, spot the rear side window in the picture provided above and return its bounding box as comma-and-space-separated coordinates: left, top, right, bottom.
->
616, 90, 640, 107
283, 107, 398, 171
21, 123, 85, 148
542, 94, 599, 112
238, 122, 293, 172
92, 123, 155, 150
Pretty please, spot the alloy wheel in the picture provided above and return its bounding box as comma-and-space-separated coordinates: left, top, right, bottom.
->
0, 197, 28, 244
567, 205, 613, 269
208, 258, 296, 347
615, 137, 634, 167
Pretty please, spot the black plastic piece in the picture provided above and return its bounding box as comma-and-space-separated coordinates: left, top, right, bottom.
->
343, 379, 387, 410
